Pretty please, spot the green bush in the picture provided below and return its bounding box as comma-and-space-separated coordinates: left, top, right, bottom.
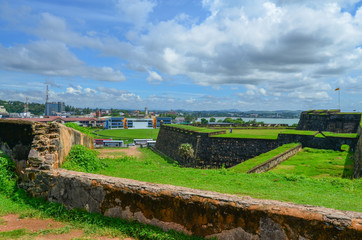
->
0, 151, 17, 194
62, 145, 105, 172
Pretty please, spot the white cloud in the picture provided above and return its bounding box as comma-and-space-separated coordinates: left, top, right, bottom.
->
146, 70, 164, 84
0, 41, 125, 82
116, 0, 156, 28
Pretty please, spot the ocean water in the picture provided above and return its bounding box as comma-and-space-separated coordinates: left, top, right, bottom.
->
196, 117, 299, 126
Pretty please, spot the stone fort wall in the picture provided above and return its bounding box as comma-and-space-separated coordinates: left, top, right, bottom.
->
0, 120, 361, 239
297, 110, 361, 133
155, 125, 358, 169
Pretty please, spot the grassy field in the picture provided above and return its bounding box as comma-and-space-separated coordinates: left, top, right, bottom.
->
271, 147, 354, 178
94, 128, 159, 143
230, 143, 300, 173
212, 128, 289, 139
63, 147, 362, 212
169, 124, 224, 133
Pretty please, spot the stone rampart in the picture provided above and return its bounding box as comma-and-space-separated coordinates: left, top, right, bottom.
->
156, 125, 283, 168
156, 125, 358, 168
297, 111, 361, 133
278, 133, 358, 152
19, 168, 362, 240
247, 144, 302, 173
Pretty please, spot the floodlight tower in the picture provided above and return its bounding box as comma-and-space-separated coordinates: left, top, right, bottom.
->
24, 97, 29, 113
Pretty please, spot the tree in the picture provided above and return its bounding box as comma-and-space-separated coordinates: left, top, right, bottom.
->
201, 118, 208, 124
223, 117, 234, 123
185, 115, 196, 123
209, 117, 216, 122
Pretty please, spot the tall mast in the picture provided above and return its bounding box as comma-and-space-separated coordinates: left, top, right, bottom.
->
46, 85, 49, 103
24, 97, 29, 113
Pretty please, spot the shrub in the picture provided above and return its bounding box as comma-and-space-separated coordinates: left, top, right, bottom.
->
0, 151, 17, 194
178, 144, 194, 163
62, 145, 105, 172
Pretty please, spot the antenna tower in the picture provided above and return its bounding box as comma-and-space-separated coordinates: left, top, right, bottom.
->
46, 85, 49, 103
24, 97, 29, 113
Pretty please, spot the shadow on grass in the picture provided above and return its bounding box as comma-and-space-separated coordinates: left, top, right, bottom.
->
342, 145, 354, 179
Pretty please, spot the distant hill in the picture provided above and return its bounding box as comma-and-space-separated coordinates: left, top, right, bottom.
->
0, 100, 45, 115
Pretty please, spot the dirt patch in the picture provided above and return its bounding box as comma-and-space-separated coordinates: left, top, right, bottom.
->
0, 214, 135, 240
98, 146, 143, 159
0, 214, 65, 232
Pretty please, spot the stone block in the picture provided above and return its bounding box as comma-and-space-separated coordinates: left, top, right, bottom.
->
28, 149, 45, 163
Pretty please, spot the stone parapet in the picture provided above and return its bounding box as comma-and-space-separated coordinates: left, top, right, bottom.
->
19, 168, 362, 239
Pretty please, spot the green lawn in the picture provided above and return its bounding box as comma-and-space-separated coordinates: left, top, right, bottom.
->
270, 147, 354, 178
94, 128, 159, 143
230, 143, 300, 173
64, 148, 362, 212
321, 132, 359, 138
212, 128, 289, 139
281, 130, 317, 135
168, 124, 224, 133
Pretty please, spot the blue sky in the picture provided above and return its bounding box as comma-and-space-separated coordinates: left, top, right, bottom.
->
0, 0, 362, 111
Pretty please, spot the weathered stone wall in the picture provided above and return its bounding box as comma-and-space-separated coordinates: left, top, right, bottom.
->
297, 111, 361, 133
0, 120, 93, 172
247, 144, 302, 173
278, 133, 358, 152
155, 126, 284, 168
19, 168, 362, 239
353, 125, 362, 178
198, 137, 282, 168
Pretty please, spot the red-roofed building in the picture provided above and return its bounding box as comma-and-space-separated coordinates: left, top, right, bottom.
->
6, 116, 105, 127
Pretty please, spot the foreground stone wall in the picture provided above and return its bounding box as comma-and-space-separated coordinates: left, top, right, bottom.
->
19, 168, 362, 239
353, 125, 362, 178
297, 110, 361, 133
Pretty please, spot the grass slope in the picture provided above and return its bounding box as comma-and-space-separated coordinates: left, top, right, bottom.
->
230, 143, 300, 173
64, 148, 362, 212
271, 147, 354, 178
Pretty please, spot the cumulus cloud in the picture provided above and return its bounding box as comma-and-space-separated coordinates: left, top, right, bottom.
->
116, 0, 155, 28
146, 70, 164, 84
0, 41, 125, 82
112, 0, 362, 101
